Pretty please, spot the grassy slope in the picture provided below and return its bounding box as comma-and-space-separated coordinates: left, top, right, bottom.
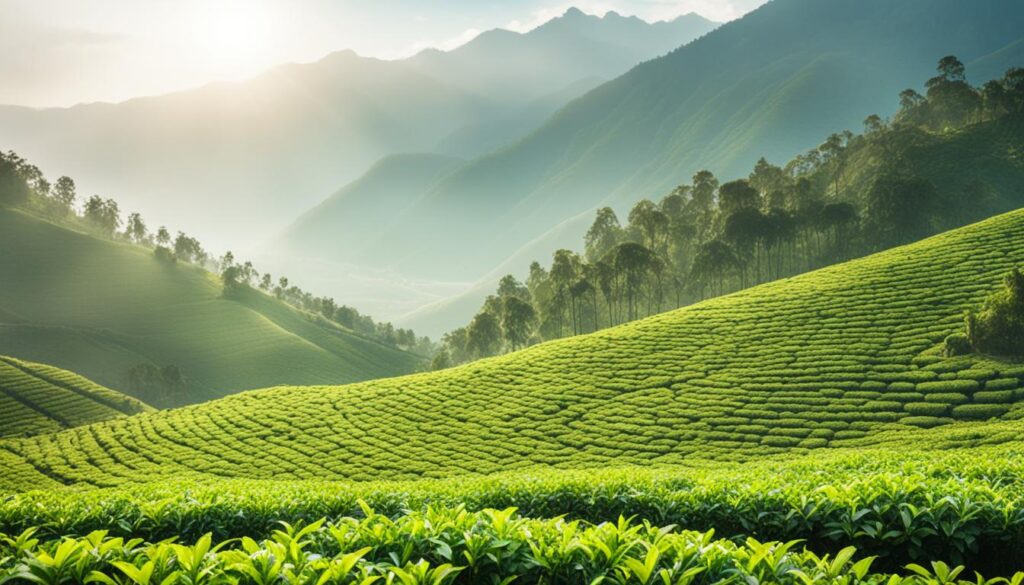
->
0, 355, 152, 439
3, 209, 1024, 490
0, 210, 423, 406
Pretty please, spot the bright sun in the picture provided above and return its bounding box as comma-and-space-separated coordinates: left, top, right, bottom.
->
190, 0, 277, 68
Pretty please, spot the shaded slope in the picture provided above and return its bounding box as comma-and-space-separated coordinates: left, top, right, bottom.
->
0, 210, 423, 406
359, 0, 1024, 282
0, 355, 151, 439
4, 209, 1024, 487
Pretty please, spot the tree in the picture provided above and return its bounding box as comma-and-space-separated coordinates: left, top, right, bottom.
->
863, 172, 937, 249
496, 275, 529, 301
612, 242, 657, 321
0, 153, 31, 208
259, 273, 273, 291
584, 207, 623, 262
748, 157, 786, 198
690, 240, 738, 298
156, 226, 171, 247
83, 196, 121, 235
723, 208, 765, 287
466, 311, 502, 358
173, 232, 204, 264
818, 131, 853, 198
52, 176, 76, 214
718, 180, 761, 217
965, 268, 1024, 357
627, 199, 669, 253
501, 296, 536, 351
550, 249, 581, 336
430, 347, 452, 370
125, 213, 148, 244
820, 202, 858, 258
690, 170, 718, 240
1003, 67, 1024, 113
863, 114, 886, 136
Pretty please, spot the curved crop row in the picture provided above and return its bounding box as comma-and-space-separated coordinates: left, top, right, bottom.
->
3, 211, 1024, 488
0, 356, 150, 439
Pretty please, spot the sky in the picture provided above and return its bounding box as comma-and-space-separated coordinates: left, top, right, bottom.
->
1, 0, 767, 108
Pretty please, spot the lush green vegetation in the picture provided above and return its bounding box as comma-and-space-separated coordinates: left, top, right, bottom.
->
4, 502, 1024, 584
436, 60, 1024, 365
2, 208, 1024, 490
0, 355, 151, 439
0, 149, 437, 356
0, 209, 423, 407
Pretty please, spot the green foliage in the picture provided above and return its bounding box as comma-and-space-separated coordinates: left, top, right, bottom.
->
441, 60, 1024, 364
965, 268, 1024, 357
5, 209, 1024, 488
7, 505, 1021, 585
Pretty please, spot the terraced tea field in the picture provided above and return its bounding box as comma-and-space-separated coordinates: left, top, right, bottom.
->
0, 209, 423, 406
2, 209, 1024, 490
0, 355, 151, 439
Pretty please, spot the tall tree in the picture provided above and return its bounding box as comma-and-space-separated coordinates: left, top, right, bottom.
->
501, 296, 536, 351
466, 311, 502, 358
584, 207, 623, 262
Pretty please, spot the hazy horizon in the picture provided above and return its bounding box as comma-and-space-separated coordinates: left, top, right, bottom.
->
0, 0, 766, 108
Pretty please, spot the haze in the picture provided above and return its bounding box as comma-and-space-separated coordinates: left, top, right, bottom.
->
1, 0, 766, 108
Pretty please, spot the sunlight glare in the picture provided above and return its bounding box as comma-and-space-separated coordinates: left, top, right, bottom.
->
189, 0, 278, 70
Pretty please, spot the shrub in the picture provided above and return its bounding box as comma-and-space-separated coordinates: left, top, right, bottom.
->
923, 393, 969, 404
898, 416, 950, 428
986, 378, 1019, 390
153, 246, 176, 264
942, 333, 972, 356
917, 380, 979, 393
965, 268, 1024, 357
951, 404, 1010, 419
904, 402, 949, 416
973, 390, 1015, 404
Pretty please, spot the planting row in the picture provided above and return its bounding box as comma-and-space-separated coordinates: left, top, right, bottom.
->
3, 505, 1024, 585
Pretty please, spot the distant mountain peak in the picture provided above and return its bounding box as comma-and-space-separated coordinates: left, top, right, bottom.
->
562, 6, 587, 18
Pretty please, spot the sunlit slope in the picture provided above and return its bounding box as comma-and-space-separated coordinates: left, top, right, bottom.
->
0, 355, 151, 439
0, 210, 422, 406
4, 210, 1024, 489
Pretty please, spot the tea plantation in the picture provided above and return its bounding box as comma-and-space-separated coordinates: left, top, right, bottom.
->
4, 209, 1024, 489
0, 355, 151, 439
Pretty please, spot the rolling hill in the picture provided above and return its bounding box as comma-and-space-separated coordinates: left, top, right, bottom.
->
287, 0, 1024, 299
0, 9, 716, 253
0, 209, 423, 407
4, 208, 1024, 489
0, 355, 151, 439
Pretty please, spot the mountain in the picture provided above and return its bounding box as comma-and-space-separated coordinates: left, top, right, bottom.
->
407, 10, 718, 105
0, 209, 423, 407
0, 10, 717, 253
0, 355, 152, 439
285, 0, 1024, 317
6, 208, 1024, 487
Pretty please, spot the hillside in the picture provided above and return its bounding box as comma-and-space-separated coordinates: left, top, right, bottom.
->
4, 208, 1024, 489
0, 209, 423, 407
0, 10, 715, 253
314, 0, 1024, 291
400, 112, 1024, 336
0, 355, 151, 439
